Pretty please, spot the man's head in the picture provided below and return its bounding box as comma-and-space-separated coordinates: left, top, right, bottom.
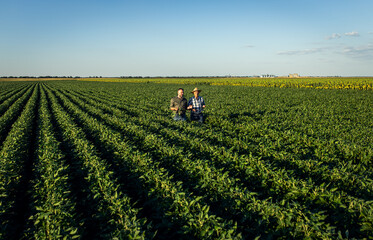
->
191, 87, 201, 98
177, 88, 184, 98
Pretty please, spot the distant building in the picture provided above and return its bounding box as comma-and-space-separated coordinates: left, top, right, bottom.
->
288, 73, 300, 78
260, 74, 276, 78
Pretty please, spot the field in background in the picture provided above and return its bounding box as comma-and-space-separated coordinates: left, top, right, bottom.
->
80, 77, 373, 90
2, 77, 373, 90
0, 80, 372, 239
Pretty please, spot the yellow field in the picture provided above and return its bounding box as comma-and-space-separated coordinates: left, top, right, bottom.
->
1, 77, 372, 90
78, 77, 373, 90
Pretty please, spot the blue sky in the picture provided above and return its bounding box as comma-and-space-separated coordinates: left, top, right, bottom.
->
1, 0, 373, 77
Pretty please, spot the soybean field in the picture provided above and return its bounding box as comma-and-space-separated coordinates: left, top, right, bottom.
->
0, 80, 372, 239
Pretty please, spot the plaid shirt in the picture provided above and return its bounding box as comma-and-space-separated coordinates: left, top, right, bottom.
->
188, 96, 205, 113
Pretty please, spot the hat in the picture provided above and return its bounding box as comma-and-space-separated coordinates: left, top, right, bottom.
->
191, 87, 202, 93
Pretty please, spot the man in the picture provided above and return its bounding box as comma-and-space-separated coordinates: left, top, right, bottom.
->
170, 88, 187, 121
187, 87, 206, 123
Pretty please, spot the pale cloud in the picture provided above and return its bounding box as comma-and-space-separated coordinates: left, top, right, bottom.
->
341, 44, 373, 59
242, 45, 254, 48
277, 48, 324, 55
345, 31, 360, 37
326, 33, 341, 40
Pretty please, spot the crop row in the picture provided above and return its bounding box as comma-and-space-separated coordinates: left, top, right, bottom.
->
0, 82, 29, 99
23, 87, 80, 239
58, 84, 373, 238
0, 86, 35, 145
0, 84, 39, 239
58, 81, 373, 237
44, 84, 242, 239
64, 84, 373, 199
57, 87, 339, 238
0, 84, 29, 107
0, 80, 372, 239
43, 85, 151, 239
80, 82, 373, 177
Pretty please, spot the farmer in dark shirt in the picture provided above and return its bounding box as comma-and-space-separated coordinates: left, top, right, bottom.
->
170, 88, 187, 121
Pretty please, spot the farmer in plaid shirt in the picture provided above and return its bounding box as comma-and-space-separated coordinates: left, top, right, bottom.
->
187, 87, 206, 123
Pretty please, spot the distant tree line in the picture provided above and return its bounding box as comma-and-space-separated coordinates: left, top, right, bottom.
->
119, 76, 254, 78
2, 75, 350, 79
1, 76, 81, 79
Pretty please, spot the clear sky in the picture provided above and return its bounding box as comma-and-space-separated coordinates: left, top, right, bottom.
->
1, 0, 373, 77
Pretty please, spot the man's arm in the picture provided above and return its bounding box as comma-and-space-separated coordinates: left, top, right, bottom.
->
201, 97, 206, 109
187, 98, 193, 110
170, 99, 178, 111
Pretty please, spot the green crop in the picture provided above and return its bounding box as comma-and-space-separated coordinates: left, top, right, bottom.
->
0, 80, 372, 239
